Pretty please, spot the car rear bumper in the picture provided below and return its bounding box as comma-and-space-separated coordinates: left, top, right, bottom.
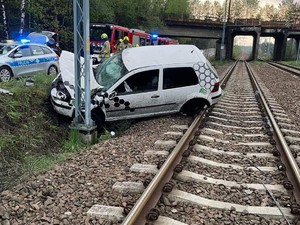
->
211, 90, 222, 105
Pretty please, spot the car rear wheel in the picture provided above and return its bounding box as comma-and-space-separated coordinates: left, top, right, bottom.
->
48, 65, 58, 75
181, 99, 207, 116
0, 66, 12, 82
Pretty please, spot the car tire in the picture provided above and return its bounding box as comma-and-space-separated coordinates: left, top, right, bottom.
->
48, 65, 58, 75
0, 66, 13, 82
181, 99, 207, 116
91, 107, 105, 133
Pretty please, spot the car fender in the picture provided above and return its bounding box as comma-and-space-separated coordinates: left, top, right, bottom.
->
181, 89, 212, 109
0, 63, 14, 76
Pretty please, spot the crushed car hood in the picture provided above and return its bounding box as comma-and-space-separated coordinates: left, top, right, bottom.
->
59, 50, 101, 96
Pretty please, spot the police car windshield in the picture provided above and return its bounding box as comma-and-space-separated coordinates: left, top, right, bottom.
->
95, 53, 128, 91
0, 44, 16, 55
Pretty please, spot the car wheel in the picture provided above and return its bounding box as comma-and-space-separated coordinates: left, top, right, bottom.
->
91, 107, 105, 133
0, 66, 12, 82
48, 65, 58, 75
181, 99, 206, 116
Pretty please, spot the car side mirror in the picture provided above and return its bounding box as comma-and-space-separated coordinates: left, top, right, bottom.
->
13, 52, 22, 58
108, 91, 117, 100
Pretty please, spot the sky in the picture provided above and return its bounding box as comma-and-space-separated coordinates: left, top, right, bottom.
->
260, 0, 281, 6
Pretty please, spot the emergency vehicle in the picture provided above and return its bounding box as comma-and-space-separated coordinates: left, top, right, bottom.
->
90, 23, 179, 54
90, 23, 129, 54
0, 41, 59, 82
128, 29, 151, 46
27, 31, 62, 56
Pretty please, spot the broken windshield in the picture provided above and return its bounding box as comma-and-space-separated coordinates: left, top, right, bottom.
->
94, 53, 128, 91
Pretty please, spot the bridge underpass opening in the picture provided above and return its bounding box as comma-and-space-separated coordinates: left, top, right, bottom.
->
233, 35, 254, 60
258, 37, 275, 60
286, 38, 299, 60
172, 37, 218, 60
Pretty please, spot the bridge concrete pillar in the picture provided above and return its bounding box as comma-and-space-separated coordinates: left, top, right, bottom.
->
296, 39, 300, 60
215, 39, 222, 60
253, 32, 260, 61
273, 32, 288, 61
225, 29, 233, 60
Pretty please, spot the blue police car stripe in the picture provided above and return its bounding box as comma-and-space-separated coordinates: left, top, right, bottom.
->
6, 56, 57, 68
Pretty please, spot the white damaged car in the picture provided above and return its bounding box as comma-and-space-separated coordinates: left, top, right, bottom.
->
50, 45, 222, 130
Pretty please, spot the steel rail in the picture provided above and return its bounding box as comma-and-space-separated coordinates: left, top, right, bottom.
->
245, 61, 300, 204
121, 60, 238, 225
259, 58, 300, 77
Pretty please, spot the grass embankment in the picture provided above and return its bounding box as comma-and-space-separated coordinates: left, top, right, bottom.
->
0, 74, 110, 191
281, 60, 300, 68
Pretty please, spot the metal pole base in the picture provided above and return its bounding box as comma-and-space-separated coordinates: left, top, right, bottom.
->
69, 123, 98, 144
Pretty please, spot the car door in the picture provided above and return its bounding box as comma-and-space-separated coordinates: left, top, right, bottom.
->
10, 45, 37, 77
30, 45, 47, 73
160, 66, 200, 111
105, 68, 163, 121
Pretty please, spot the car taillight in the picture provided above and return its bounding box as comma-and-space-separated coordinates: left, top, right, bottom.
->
212, 82, 220, 93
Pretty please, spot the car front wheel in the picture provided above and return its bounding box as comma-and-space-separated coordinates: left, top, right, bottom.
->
48, 65, 58, 75
0, 66, 12, 82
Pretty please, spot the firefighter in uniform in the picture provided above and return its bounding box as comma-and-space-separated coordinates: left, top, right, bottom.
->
114, 38, 123, 52
122, 36, 132, 49
100, 33, 111, 60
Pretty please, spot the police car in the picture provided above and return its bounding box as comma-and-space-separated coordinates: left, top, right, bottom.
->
0, 41, 60, 82
50, 45, 222, 130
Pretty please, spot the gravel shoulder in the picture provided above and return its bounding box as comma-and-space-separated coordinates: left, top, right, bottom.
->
251, 62, 300, 131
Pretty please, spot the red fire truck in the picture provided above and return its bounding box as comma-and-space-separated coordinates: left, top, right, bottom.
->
90, 23, 129, 54
90, 23, 179, 63
128, 28, 151, 47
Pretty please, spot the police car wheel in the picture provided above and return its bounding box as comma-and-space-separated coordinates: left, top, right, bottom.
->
0, 66, 12, 82
48, 65, 58, 75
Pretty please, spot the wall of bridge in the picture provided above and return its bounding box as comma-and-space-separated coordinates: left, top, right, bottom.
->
160, 20, 300, 61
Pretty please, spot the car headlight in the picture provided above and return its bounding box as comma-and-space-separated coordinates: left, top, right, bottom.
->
51, 74, 71, 102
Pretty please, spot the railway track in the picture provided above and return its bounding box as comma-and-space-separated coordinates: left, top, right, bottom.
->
259, 59, 300, 77
87, 60, 300, 225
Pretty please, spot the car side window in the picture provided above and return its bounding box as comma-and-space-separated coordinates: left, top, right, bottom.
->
42, 47, 53, 54
163, 67, 198, 89
31, 46, 44, 55
115, 69, 159, 95
16, 46, 31, 57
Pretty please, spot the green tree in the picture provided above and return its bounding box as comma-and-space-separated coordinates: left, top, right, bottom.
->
230, 0, 244, 20
164, 0, 190, 19
260, 4, 280, 21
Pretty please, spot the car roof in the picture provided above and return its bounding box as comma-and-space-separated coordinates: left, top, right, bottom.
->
121, 44, 208, 72
0, 42, 47, 47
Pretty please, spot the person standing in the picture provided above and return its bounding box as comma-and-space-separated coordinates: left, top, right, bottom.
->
100, 33, 111, 60
122, 36, 132, 49
114, 38, 123, 52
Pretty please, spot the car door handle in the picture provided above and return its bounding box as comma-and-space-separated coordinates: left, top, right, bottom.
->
151, 94, 160, 98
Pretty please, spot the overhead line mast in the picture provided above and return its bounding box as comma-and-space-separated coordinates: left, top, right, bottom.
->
71, 0, 96, 142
